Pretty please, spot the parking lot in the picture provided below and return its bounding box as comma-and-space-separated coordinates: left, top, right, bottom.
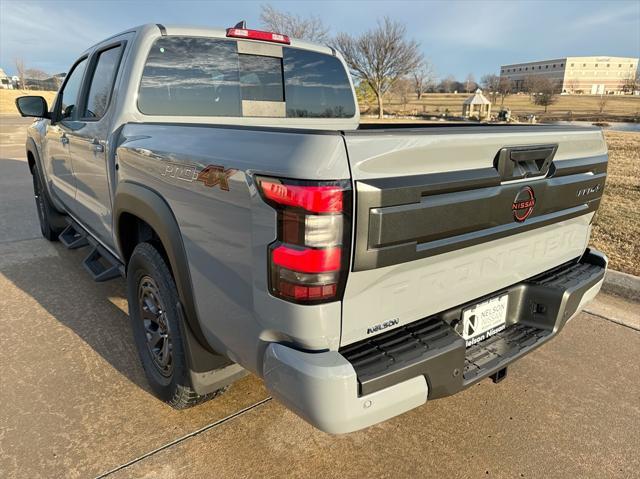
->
1, 114, 639, 479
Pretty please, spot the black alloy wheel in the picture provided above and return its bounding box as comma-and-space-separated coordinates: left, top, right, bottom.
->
138, 275, 173, 377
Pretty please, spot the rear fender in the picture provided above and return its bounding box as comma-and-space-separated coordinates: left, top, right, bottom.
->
113, 181, 233, 379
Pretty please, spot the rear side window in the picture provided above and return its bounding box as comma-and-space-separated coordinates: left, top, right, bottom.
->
84, 45, 123, 119
138, 36, 355, 118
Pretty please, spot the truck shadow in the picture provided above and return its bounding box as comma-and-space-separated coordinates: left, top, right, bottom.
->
2, 243, 154, 395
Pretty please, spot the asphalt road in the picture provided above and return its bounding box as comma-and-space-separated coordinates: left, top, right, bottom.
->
1, 114, 639, 479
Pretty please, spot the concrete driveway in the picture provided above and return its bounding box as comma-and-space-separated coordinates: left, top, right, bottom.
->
1, 114, 639, 479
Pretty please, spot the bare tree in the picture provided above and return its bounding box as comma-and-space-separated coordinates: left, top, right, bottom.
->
481, 73, 500, 90
24, 68, 48, 80
597, 93, 608, 114
412, 63, 435, 100
335, 17, 423, 118
480, 74, 500, 103
464, 73, 476, 93
260, 4, 329, 43
391, 77, 413, 111
565, 78, 579, 94
497, 77, 512, 105
622, 70, 639, 94
14, 57, 26, 90
438, 75, 456, 93
532, 77, 559, 113
354, 81, 376, 112
21, 68, 53, 91
523, 75, 542, 99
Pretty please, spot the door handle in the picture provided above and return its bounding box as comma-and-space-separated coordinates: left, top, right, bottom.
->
91, 139, 104, 153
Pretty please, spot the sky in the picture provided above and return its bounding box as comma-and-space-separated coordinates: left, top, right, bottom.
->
1, 0, 639, 80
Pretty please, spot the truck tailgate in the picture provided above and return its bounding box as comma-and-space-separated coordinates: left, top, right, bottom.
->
341, 125, 607, 346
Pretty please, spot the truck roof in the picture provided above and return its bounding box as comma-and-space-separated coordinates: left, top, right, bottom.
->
84, 23, 335, 57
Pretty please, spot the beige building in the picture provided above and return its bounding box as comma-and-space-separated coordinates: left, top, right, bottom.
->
500, 56, 638, 94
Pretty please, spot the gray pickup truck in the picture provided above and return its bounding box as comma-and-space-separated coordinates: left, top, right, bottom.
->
17, 23, 608, 434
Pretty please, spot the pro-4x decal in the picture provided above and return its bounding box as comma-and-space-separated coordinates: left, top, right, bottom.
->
196, 165, 236, 190
161, 161, 237, 191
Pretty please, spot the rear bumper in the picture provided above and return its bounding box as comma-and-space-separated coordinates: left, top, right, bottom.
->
263, 248, 607, 434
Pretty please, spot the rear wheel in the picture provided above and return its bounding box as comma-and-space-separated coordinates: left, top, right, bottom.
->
31, 165, 63, 241
127, 242, 225, 408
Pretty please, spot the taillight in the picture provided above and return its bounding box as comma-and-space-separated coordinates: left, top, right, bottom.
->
256, 177, 351, 304
226, 28, 291, 45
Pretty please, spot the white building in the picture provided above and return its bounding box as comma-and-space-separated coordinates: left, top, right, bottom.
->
500, 56, 638, 94
0, 68, 14, 89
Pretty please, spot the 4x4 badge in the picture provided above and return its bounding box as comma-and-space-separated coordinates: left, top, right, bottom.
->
196, 165, 237, 190
512, 186, 536, 222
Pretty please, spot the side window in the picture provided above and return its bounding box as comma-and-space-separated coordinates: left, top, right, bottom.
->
84, 45, 123, 119
60, 58, 87, 120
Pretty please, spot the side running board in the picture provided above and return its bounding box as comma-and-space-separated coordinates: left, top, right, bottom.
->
83, 243, 123, 282
59, 218, 124, 282
59, 223, 89, 249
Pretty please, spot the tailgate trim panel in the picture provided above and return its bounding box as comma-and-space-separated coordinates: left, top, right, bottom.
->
353, 154, 607, 271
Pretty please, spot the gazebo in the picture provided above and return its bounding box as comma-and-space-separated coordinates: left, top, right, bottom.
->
462, 88, 491, 119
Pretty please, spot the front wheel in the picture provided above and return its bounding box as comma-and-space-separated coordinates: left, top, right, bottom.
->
31, 165, 63, 241
126, 242, 224, 408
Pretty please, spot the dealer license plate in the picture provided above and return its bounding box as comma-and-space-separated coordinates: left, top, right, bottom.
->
461, 294, 508, 347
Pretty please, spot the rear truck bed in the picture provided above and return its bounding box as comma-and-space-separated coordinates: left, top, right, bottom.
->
263, 125, 608, 434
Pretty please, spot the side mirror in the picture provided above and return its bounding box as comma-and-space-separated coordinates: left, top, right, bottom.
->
15, 96, 50, 119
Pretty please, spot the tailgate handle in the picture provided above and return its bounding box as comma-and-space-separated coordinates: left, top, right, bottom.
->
510, 147, 555, 163
495, 144, 557, 181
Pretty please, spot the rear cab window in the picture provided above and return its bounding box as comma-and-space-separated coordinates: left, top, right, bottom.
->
138, 36, 355, 119
83, 45, 124, 119
239, 55, 283, 102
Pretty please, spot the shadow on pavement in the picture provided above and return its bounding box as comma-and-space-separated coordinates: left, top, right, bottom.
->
2, 243, 154, 395
0, 153, 152, 394
0, 159, 41, 242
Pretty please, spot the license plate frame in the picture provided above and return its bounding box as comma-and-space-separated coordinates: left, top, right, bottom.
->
461, 294, 508, 347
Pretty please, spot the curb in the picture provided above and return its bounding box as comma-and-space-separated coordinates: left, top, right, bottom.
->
602, 269, 640, 302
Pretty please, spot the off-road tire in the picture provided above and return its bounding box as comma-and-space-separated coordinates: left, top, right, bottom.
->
127, 242, 225, 409
31, 164, 64, 241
